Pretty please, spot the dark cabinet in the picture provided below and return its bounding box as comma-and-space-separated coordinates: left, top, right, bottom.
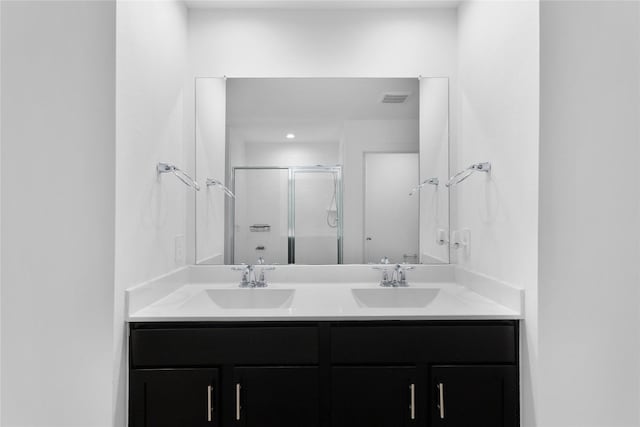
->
129, 368, 219, 427
430, 366, 518, 427
332, 367, 418, 427
233, 367, 320, 427
129, 321, 519, 427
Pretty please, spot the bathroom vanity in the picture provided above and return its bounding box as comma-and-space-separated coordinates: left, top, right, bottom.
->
130, 320, 517, 427
127, 266, 522, 427
128, 75, 521, 426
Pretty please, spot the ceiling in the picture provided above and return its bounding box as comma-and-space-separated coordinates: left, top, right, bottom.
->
227, 77, 419, 123
227, 78, 419, 144
185, 0, 461, 9
231, 121, 344, 144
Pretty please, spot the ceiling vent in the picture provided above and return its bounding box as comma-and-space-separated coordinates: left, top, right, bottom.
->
381, 92, 411, 104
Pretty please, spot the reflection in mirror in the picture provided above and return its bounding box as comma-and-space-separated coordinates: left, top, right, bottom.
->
195, 77, 449, 265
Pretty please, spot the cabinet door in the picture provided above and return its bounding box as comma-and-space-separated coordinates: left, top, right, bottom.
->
430, 366, 518, 427
234, 367, 320, 427
332, 367, 419, 427
130, 368, 219, 427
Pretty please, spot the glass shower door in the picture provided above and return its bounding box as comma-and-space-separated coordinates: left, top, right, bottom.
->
291, 167, 342, 264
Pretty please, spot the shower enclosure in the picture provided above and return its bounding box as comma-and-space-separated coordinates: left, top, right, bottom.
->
231, 166, 343, 265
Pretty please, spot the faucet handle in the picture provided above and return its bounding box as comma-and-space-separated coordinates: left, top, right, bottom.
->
394, 263, 414, 269
393, 264, 412, 286
255, 265, 275, 287
231, 263, 250, 271
231, 262, 249, 271
380, 256, 390, 264
372, 264, 394, 287
232, 264, 255, 287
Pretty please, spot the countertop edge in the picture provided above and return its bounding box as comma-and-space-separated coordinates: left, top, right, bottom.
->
127, 313, 524, 322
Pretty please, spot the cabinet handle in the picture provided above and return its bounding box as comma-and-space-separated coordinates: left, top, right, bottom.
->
207, 385, 213, 422
236, 383, 241, 421
409, 383, 416, 420
437, 383, 445, 419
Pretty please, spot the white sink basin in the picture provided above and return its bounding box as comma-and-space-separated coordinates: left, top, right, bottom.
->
351, 288, 440, 308
203, 288, 296, 309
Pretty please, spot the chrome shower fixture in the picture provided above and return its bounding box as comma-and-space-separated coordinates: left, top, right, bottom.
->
206, 178, 236, 199
157, 162, 200, 191
446, 162, 491, 188
409, 177, 439, 196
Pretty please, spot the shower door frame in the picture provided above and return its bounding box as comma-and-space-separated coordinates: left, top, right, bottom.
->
231, 165, 343, 265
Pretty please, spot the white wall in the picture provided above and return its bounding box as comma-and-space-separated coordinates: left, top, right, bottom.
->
1, 1, 116, 426
114, 1, 189, 425
419, 77, 449, 263
242, 141, 340, 166
189, 8, 457, 78
456, 1, 539, 425
233, 169, 289, 264
539, 2, 640, 426
195, 78, 226, 264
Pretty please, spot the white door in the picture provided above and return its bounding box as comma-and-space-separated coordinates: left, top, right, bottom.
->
364, 153, 419, 264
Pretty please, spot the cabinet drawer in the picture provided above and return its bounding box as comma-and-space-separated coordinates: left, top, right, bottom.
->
331, 322, 516, 364
131, 326, 319, 367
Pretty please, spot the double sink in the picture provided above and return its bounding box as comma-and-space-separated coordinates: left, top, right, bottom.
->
128, 266, 523, 321
199, 287, 440, 309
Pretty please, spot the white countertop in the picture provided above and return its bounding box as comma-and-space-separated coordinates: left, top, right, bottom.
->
128, 278, 522, 322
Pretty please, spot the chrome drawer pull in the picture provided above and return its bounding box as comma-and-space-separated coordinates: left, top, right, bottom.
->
437, 382, 445, 419
236, 383, 241, 421
207, 385, 213, 422
409, 383, 416, 420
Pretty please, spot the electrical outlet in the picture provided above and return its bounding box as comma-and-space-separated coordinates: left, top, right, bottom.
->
451, 229, 471, 251
436, 228, 448, 245
174, 235, 185, 264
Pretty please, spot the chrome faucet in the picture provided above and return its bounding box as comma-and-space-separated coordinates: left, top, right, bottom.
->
372, 257, 394, 287
232, 264, 257, 288
377, 268, 394, 287
372, 259, 413, 287
391, 264, 413, 287
232, 259, 275, 288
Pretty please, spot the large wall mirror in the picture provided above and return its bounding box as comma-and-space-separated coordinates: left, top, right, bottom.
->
195, 77, 449, 265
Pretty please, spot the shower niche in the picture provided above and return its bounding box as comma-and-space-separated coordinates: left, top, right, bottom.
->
195, 77, 449, 265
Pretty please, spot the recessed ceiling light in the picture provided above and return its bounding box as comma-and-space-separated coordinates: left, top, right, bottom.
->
286, 133, 296, 139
